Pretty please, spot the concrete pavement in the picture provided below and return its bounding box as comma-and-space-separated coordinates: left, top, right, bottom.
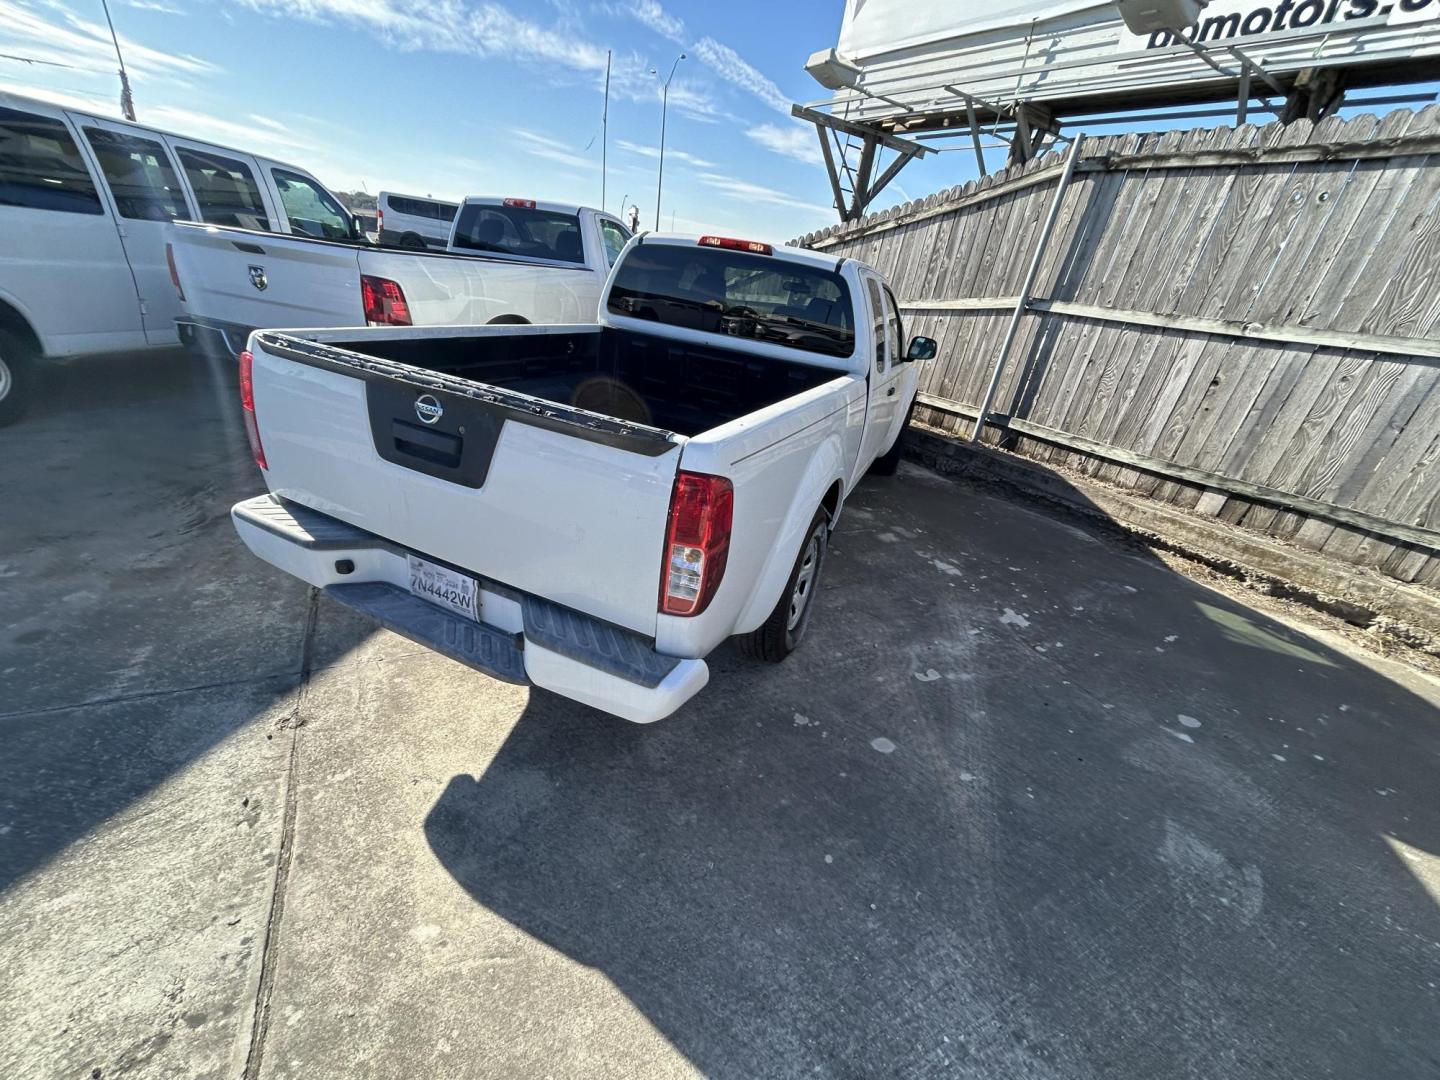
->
2, 351, 1438, 1079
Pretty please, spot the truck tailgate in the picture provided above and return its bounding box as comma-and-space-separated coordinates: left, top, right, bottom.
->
172, 223, 366, 330
249, 335, 682, 635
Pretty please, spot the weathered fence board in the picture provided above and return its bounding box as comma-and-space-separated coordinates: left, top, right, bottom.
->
796, 106, 1440, 586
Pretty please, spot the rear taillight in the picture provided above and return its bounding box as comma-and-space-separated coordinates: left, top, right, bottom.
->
503, 197, 537, 208
238, 349, 267, 470
660, 471, 733, 616
165, 242, 186, 302
361, 274, 411, 325
377, 207, 384, 231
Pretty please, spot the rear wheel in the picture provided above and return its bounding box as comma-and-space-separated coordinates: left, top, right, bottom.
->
0, 329, 35, 428
869, 395, 916, 476
398, 232, 426, 250
736, 506, 829, 663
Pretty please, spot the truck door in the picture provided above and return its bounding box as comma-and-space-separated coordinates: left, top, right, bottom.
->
0, 104, 144, 356
78, 118, 195, 345
264, 165, 356, 242
855, 274, 905, 477
164, 140, 276, 233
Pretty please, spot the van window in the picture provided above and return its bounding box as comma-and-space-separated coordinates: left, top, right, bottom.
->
452, 204, 585, 263
83, 127, 187, 221
0, 106, 102, 215
389, 196, 456, 221
600, 219, 630, 266
272, 168, 352, 240
176, 147, 270, 230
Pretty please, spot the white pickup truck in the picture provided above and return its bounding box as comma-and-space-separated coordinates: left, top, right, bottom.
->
230, 234, 935, 722
170, 197, 633, 358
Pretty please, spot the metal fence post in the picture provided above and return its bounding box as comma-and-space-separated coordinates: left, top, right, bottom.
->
970, 136, 1083, 441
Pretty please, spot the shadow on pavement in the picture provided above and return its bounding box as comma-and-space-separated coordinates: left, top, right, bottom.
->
425, 465, 1440, 1079
0, 349, 308, 893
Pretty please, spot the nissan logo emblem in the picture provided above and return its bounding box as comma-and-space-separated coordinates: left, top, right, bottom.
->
414, 394, 444, 424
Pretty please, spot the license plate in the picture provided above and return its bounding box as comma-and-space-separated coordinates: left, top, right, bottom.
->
406, 554, 479, 622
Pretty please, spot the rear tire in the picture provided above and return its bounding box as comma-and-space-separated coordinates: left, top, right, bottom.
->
869, 395, 916, 476
736, 507, 829, 663
0, 329, 35, 428
398, 232, 426, 250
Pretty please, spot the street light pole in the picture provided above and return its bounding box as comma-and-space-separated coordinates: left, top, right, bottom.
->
655, 53, 684, 231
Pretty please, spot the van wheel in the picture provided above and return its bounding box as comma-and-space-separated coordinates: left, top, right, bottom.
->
736, 507, 829, 663
398, 233, 425, 250
0, 329, 34, 428
486, 314, 530, 325
869, 396, 916, 476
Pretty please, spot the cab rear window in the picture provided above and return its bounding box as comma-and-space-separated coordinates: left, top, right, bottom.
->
451, 204, 585, 263
607, 244, 855, 359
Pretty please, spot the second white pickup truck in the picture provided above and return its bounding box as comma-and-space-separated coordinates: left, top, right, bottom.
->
169, 197, 633, 358
230, 234, 935, 722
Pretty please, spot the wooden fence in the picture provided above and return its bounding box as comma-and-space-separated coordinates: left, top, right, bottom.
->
795, 107, 1440, 586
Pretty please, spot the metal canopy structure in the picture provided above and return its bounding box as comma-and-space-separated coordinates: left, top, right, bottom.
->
797, 0, 1440, 221
792, 103, 934, 223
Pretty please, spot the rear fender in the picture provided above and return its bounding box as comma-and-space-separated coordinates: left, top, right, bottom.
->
732, 434, 846, 635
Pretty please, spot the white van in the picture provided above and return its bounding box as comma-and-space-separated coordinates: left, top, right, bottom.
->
377, 192, 458, 250
0, 89, 359, 425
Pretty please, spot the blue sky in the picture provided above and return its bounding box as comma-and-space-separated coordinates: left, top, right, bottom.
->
0, 0, 864, 239
2, 0, 1435, 242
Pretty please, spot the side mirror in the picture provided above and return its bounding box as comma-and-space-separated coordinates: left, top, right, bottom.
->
906, 335, 937, 362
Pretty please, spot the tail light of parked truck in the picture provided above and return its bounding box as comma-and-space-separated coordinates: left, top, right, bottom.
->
361, 275, 412, 326
238, 350, 267, 470
661, 472, 733, 616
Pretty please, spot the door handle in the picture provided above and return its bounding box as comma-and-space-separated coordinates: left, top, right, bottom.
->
886, 386, 896, 397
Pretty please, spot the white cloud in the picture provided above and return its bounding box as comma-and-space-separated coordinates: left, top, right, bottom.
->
0, 0, 212, 78
696, 172, 829, 215
692, 36, 789, 114
512, 127, 597, 170
123, 0, 185, 13
230, 0, 719, 119
746, 122, 818, 164
625, 0, 683, 42
616, 138, 714, 169
608, 1, 790, 118
144, 103, 312, 155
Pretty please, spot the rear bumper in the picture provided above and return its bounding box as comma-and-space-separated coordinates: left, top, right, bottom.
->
177, 315, 253, 360
232, 494, 707, 723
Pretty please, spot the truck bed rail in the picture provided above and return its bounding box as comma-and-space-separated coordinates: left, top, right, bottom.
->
255, 332, 680, 458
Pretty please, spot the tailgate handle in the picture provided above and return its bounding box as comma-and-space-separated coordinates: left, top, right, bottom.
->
391, 419, 461, 468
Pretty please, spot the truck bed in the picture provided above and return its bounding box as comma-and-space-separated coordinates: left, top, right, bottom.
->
320, 326, 837, 437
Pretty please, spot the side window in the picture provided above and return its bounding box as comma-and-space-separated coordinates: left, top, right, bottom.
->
600, 219, 630, 266
0, 106, 102, 215
882, 284, 903, 366
272, 168, 351, 240
175, 148, 271, 230
864, 278, 887, 373
83, 127, 186, 221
